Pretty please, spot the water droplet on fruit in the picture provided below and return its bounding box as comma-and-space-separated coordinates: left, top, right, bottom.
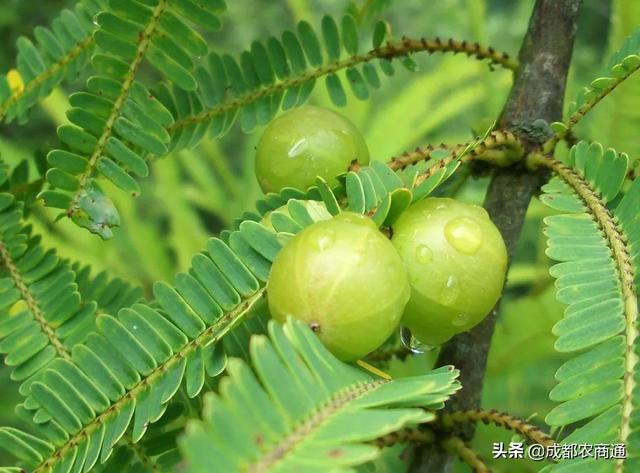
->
451, 313, 470, 327
436, 203, 447, 210
444, 217, 482, 255
440, 275, 460, 306
415, 244, 433, 264
400, 326, 435, 354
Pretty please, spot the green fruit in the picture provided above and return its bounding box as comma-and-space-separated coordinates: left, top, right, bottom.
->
260, 200, 332, 231
255, 106, 370, 193
267, 212, 410, 361
391, 197, 507, 346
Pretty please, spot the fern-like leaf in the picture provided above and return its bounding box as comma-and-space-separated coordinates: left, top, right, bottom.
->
41, 0, 225, 239
180, 318, 460, 473
0, 194, 98, 392
534, 142, 639, 472
0, 184, 169, 472
548, 27, 640, 147
0, 0, 105, 123
164, 14, 516, 150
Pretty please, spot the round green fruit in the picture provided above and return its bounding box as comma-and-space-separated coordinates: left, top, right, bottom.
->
267, 212, 410, 361
255, 106, 370, 193
391, 197, 507, 346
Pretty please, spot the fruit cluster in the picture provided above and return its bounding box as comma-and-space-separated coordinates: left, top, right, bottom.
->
256, 106, 508, 361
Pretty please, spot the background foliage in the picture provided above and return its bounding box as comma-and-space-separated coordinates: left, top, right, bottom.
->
0, 0, 636, 471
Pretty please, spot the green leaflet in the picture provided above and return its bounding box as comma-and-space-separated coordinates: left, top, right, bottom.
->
341, 15, 359, 55
0, 0, 105, 123
179, 319, 460, 473
325, 73, 347, 107
539, 142, 640, 472
41, 0, 227, 238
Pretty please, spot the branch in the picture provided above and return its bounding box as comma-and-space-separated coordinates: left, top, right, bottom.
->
441, 437, 491, 473
386, 130, 524, 172
410, 1, 582, 471
348, 130, 524, 187
374, 428, 493, 472
168, 37, 517, 133
543, 58, 640, 152
439, 409, 554, 447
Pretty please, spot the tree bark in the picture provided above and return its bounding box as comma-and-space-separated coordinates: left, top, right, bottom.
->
410, 1, 582, 471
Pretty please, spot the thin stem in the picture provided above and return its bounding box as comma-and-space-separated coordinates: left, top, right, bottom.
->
169, 37, 517, 133
441, 436, 491, 473
408, 130, 524, 187
439, 409, 554, 447
543, 61, 640, 153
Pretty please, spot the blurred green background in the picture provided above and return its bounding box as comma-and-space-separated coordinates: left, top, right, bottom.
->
0, 0, 638, 471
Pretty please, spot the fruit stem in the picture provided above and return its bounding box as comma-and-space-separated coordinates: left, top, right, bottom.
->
356, 359, 393, 380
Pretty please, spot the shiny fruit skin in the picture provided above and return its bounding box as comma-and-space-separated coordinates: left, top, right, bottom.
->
391, 197, 507, 346
267, 212, 410, 361
255, 106, 370, 193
